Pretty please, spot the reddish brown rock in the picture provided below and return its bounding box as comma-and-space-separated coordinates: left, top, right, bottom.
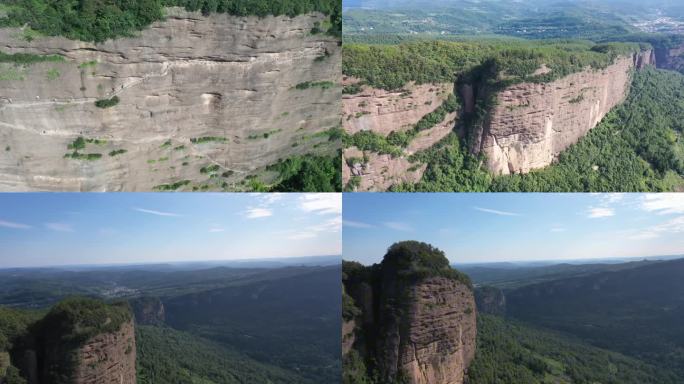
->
72, 320, 136, 384
471, 51, 652, 175
392, 277, 476, 384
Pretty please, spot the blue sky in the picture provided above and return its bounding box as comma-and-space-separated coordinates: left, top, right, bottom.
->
0, 193, 341, 268
343, 193, 684, 265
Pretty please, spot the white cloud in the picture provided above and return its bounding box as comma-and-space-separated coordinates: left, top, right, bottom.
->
550, 227, 566, 232
298, 194, 341, 215
587, 207, 615, 218
383, 221, 413, 232
134, 208, 182, 217
473, 207, 520, 216
209, 228, 225, 233
45, 222, 74, 232
641, 194, 684, 215
244, 208, 272, 219
343, 220, 375, 229
286, 217, 341, 240
0, 219, 32, 229
602, 193, 625, 204
629, 215, 684, 240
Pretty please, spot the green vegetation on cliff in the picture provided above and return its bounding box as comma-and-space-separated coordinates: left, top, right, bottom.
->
0, 0, 341, 42
37, 297, 131, 345
0, 298, 131, 384
391, 67, 684, 192
343, 40, 644, 90
468, 315, 679, 384
381, 241, 472, 286
267, 153, 342, 192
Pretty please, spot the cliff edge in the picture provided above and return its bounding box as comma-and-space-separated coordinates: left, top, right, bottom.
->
467, 50, 654, 175
343, 241, 477, 384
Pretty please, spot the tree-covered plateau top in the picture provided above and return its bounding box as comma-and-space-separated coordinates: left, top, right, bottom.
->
343, 40, 646, 90
36, 297, 132, 345
0, 0, 341, 42
344, 241, 472, 288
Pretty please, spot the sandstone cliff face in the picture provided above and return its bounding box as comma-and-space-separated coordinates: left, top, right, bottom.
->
345, 273, 476, 384
0, 8, 340, 191
470, 52, 651, 175
342, 82, 454, 191
71, 320, 136, 384
654, 43, 684, 73
131, 297, 165, 325
474, 286, 506, 316
380, 277, 476, 384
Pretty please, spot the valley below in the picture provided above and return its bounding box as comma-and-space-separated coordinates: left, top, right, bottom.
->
0, 261, 342, 384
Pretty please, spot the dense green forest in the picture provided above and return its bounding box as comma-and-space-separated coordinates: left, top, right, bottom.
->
136, 325, 305, 384
388, 67, 684, 192
468, 315, 680, 384
506, 258, 684, 379
343, 40, 644, 90
0, 0, 341, 42
267, 152, 342, 192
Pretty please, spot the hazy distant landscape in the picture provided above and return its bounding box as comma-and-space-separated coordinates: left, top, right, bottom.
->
0, 258, 341, 384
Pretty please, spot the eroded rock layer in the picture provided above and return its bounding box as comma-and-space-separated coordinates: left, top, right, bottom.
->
0, 8, 340, 191
389, 277, 476, 384
72, 320, 136, 384
342, 82, 454, 191
344, 258, 476, 384
471, 51, 652, 175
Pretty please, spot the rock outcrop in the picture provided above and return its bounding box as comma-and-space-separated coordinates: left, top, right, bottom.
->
130, 296, 166, 325
469, 51, 653, 174
0, 8, 340, 191
654, 43, 684, 73
71, 319, 136, 384
474, 286, 506, 316
10, 299, 136, 384
342, 82, 454, 191
342, 242, 477, 384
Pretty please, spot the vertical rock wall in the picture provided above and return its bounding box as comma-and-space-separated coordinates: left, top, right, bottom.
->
0, 8, 340, 191
470, 51, 652, 175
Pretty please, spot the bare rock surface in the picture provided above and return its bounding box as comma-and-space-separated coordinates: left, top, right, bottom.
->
72, 320, 136, 384
343, 82, 452, 136
396, 277, 477, 384
0, 8, 340, 191
342, 83, 454, 191
471, 52, 649, 174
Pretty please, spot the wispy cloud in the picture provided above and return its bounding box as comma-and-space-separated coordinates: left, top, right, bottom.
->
474, 207, 520, 216
209, 228, 225, 233
134, 208, 182, 217
383, 221, 413, 232
286, 217, 341, 240
45, 222, 74, 232
641, 194, 684, 215
587, 207, 615, 219
550, 227, 566, 232
628, 215, 684, 241
343, 220, 375, 229
0, 219, 32, 229
244, 208, 272, 219
298, 194, 341, 215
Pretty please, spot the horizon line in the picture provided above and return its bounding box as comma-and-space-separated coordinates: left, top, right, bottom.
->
0, 254, 342, 271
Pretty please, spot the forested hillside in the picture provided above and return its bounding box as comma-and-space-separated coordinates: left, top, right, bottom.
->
0, 0, 341, 42
468, 315, 680, 384
389, 66, 684, 192
505, 258, 684, 379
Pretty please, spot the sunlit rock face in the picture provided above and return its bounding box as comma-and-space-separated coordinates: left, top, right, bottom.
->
0, 8, 340, 191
